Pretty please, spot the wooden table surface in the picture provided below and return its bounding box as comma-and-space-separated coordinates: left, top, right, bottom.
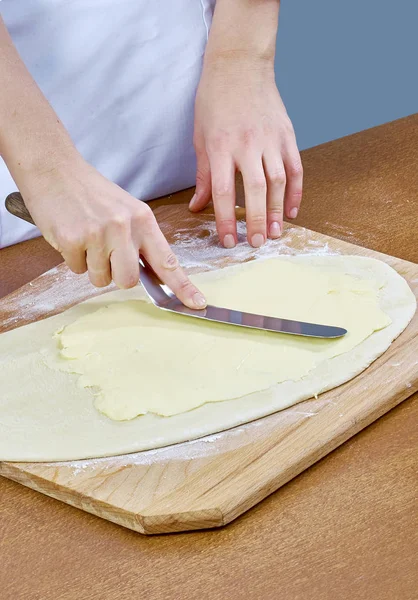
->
1, 115, 417, 600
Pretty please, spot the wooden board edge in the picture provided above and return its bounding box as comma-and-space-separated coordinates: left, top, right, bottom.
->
141, 385, 416, 534
140, 509, 225, 535
0, 463, 147, 534
218, 383, 418, 527
1, 353, 417, 534
0, 461, 225, 535
137, 382, 418, 532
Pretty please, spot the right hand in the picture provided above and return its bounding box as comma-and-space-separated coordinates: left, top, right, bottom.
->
21, 154, 207, 309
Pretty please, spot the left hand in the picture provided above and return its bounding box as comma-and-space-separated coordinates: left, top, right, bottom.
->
190, 58, 303, 248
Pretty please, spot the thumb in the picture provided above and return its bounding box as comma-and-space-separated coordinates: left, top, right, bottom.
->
189, 148, 212, 212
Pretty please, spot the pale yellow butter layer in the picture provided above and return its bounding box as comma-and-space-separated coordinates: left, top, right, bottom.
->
49, 258, 391, 420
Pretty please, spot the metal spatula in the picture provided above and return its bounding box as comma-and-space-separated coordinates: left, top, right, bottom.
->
5, 192, 347, 339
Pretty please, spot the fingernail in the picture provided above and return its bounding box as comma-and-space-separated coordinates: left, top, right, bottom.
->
289, 207, 298, 219
269, 222, 281, 238
223, 233, 236, 249
251, 233, 264, 248
193, 292, 207, 308
189, 193, 197, 209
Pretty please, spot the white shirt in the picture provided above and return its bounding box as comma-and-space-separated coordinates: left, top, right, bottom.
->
0, 0, 215, 248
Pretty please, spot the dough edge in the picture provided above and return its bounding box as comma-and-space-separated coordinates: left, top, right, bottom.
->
0, 254, 416, 462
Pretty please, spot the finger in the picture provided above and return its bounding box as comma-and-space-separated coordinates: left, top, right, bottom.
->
140, 219, 207, 309
86, 242, 112, 287
110, 242, 140, 289
283, 148, 303, 220
209, 152, 237, 249
57, 231, 88, 274
262, 152, 286, 239
61, 248, 87, 275
189, 146, 212, 212
239, 155, 267, 247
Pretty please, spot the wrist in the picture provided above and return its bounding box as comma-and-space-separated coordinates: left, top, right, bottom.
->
204, 0, 279, 70
201, 51, 276, 89
5, 138, 81, 188
204, 47, 275, 70
9, 142, 85, 204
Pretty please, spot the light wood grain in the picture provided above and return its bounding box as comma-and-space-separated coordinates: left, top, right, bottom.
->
1, 207, 417, 534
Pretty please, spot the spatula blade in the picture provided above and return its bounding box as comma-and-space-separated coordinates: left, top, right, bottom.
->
160, 299, 347, 338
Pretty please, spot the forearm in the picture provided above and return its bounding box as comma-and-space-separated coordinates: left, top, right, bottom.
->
0, 17, 78, 192
205, 0, 280, 66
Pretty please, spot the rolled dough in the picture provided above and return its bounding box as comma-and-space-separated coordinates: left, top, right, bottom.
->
0, 255, 415, 461
49, 258, 391, 420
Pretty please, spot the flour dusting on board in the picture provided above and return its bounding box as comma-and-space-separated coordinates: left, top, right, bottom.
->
1, 264, 114, 333
2, 222, 338, 333
52, 394, 333, 475
171, 221, 339, 272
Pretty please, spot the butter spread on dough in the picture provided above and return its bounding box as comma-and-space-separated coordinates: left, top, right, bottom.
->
48, 258, 391, 420
1, 255, 415, 462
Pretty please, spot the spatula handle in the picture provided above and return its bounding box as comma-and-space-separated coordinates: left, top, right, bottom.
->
5, 192, 35, 225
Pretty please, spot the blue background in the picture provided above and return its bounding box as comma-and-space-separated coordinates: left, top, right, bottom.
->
275, 0, 417, 149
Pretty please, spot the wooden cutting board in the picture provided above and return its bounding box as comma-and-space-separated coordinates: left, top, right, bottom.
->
1, 205, 417, 535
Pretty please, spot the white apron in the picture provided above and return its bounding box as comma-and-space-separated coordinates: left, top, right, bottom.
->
0, 0, 215, 248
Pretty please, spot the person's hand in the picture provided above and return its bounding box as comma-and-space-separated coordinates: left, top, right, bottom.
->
21, 155, 206, 309
190, 58, 303, 248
